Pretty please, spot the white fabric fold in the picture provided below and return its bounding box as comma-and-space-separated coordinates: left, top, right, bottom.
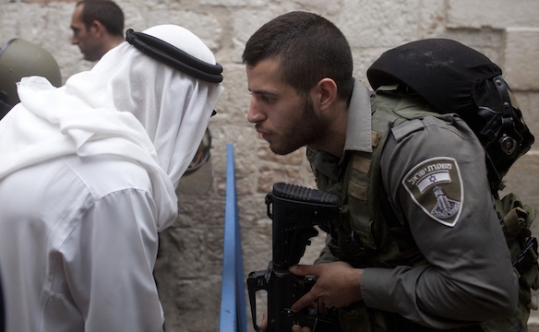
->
0, 24, 223, 231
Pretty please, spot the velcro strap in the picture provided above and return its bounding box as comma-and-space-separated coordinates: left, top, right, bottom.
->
348, 181, 368, 201
352, 154, 371, 174
348, 155, 371, 201
502, 207, 528, 239
371, 131, 382, 148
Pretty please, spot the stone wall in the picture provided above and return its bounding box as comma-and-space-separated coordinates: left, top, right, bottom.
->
1, 0, 538, 331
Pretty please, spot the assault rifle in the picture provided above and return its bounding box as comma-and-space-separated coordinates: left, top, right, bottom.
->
247, 182, 341, 332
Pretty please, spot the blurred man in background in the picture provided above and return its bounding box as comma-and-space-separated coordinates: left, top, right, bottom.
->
70, 0, 125, 61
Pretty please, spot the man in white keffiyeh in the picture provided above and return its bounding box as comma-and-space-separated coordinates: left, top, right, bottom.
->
0, 24, 223, 332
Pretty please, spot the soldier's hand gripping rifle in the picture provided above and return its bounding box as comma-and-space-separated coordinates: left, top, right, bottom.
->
247, 182, 341, 332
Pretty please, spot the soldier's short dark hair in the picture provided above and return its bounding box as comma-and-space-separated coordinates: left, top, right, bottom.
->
242, 11, 354, 102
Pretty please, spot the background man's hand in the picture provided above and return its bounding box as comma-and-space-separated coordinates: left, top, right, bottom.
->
289, 261, 363, 312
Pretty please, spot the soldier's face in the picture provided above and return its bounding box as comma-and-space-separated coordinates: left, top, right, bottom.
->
246, 58, 327, 155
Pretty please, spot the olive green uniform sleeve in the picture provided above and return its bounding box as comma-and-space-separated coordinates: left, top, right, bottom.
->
361, 115, 519, 328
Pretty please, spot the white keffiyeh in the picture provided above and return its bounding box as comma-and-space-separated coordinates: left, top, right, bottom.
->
0, 24, 223, 230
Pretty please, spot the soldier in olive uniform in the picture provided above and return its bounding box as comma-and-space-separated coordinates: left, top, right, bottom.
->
243, 11, 535, 332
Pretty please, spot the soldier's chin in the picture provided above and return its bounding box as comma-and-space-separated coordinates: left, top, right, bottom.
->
269, 142, 297, 156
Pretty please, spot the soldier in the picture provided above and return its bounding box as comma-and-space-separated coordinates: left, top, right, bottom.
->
244, 11, 535, 332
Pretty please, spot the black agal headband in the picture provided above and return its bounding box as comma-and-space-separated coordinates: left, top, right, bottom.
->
125, 28, 223, 83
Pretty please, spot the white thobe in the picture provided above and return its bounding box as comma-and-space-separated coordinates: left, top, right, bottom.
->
0, 24, 223, 332
0, 154, 164, 332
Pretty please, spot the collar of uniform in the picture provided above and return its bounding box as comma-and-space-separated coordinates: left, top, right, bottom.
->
306, 79, 374, 182
344, 79, 374, 154
310, 150, 342, 182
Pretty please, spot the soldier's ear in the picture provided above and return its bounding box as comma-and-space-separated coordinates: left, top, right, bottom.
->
313, 78, 338, 111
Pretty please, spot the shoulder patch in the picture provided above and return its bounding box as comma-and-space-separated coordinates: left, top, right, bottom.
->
402, 157, 463, 227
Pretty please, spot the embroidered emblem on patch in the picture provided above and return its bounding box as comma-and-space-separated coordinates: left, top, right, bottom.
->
402, 157, 463, 227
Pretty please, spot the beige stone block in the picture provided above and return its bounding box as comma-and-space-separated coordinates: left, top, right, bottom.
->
231, 9, 279, 62
447, 0, 539, 29
215, 173, 254, 197
338, 0, 420, 48
159, 278, 222, 331
238, 194, 271, 224
118, 3, 146, 33
513, 92, 539, 151
526, 92, 539, 151
144, 10, 223, 51
175, 197, 226, 228
292, 0, 341, 15
0, 5, 19, 44
236, 175, 256, 195
257, 145, 305, 165
250, 0, 282, 6
529, 320, 539, 332
207, 226, 226, 266
213, 63, 251, 125
503, 28, 539, 91
199, 0, 247, 6
210, 124, 258, 175
257, 164, 304, 193
242, 226, 272, 273
418, 0, 446, 38
157, 227, 209, 279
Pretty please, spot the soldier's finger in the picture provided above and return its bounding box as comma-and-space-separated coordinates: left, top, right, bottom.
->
292, 325, 312, 332
291, 290, 318, 312
289, 264, 320, 276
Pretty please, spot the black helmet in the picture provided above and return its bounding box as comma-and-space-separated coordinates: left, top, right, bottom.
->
0, 38, 62, 107
367, 38, 534, 189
